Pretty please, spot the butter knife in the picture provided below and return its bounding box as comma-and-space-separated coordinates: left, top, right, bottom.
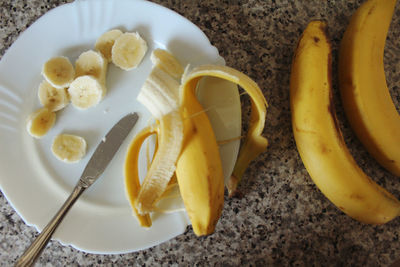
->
15, 112, 139, 267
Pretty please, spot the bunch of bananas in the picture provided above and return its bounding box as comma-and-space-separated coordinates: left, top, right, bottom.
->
290, 0, 400, 224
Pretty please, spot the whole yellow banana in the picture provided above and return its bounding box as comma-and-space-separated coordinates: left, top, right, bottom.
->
290, 20, 400, 224
339, 0, 400, 176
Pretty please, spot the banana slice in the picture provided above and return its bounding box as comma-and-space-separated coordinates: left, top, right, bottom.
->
68, 75, 104, 110
75, 50, 108, 87
95, 29, 123, 62
38, 80, 69, 112
150, 49, 184, 79
51, 134, 87, 163
42, 56, 75, 89
26, 107, 56, 138
111, 32, 147, 70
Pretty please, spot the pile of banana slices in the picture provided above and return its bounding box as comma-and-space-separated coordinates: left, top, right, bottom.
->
26, 29, 148, 163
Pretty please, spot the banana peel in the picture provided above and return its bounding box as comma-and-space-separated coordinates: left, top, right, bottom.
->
176, 65, 268, 235
124, 124, 156, 227
180, 65, 268, 197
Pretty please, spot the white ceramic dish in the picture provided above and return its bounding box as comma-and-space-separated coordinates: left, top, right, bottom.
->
0, 0, 241, 254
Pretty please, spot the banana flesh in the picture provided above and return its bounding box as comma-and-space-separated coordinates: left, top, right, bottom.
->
68, 75, 104, 109
38, 80, 69, 112
42, 56, 75, 89
126, 50, 184, 217
51, 134, 87, 163
151, 49, 184, 79
26, 107, 56, 138
135, 111, 183, 214
75, 50, 108, 91
290, 21, 400, 224
112, 32, 148, 71
95, 29, 123, 62
339, 0, 400, 176
137, 67, 180, 118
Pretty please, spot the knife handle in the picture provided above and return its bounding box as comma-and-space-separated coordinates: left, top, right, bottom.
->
15, 184, 86, 267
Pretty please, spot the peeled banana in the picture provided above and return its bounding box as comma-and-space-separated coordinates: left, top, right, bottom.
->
68, 75, 104, 110
137, 67, 180, 118
42, 56, 75, 89
26, 107, 56, 138
135, 111, 183, 214
51, 134, 87, 163
125, 51, 184, 221
290, 20, 400, 224
38, 80, 69, 112
339, 0, 400, 176
151, 49, 184, 79
124, 48, 268, 235
112, 32, 147, 70
95, 29, 123, 62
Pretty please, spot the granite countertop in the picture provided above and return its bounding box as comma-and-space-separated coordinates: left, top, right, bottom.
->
1, 0, 399, 266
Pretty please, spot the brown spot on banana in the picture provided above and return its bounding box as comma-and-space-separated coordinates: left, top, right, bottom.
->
319, 143, 331, 154
294, 125, 317, 135
350, 194, 365, 200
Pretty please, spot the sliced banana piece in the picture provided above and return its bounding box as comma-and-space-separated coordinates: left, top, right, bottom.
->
95, 29, 123, 62
151, 49, 184, 79
112, 32, 147, 70
38, 80, 69, 112
68, 75, 104, 110
51, 134, 87, 163
42, 56, 75, 89
75, 50, 108, 87
26, 107, 56, 138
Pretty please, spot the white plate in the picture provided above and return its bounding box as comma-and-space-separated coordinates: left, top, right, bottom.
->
0, 0, 241, 254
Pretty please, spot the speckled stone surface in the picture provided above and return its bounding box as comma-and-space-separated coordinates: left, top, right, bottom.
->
1, 0, 400, 266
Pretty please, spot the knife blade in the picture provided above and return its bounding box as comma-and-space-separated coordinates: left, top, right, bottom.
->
79, 112, 139, 188
15, 112, 139, 267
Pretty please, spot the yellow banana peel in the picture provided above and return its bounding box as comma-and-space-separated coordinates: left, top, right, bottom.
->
176, 65, 268, 235
124, 124, 156, 227
179, 65, 268, 197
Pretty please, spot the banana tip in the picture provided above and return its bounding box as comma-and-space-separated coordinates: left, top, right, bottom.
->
227, 175, 240, 197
